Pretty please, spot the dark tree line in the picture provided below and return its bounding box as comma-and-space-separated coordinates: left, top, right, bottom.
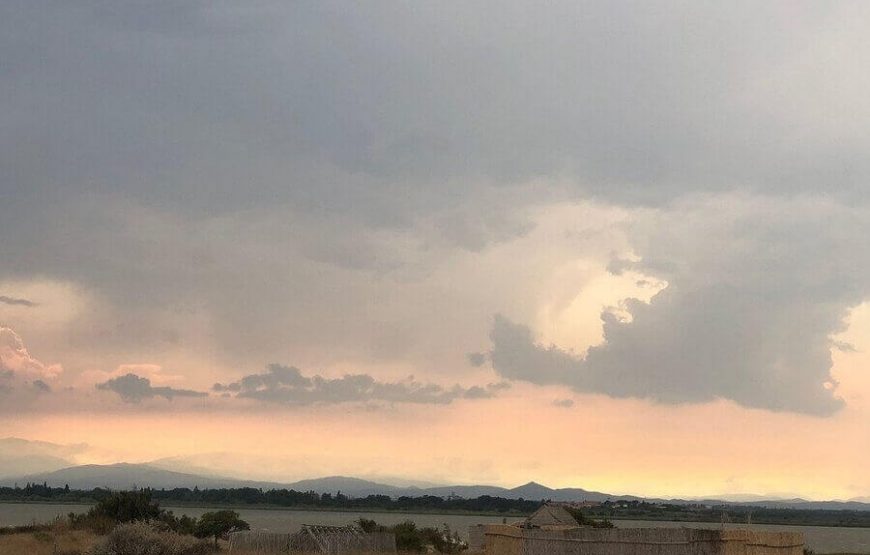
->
584, 500, 870, 528
0, 484, 540, 514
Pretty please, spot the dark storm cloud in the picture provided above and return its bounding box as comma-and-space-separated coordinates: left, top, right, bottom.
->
3, 1, 868, 215
2, 1, 870, 416
214, 364, 508, 406
0, 296, 36, 307
96, 373, 208, 403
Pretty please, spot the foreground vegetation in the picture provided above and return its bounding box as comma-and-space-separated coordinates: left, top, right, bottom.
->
0, 491, 246, 555
0, 490, 473, 554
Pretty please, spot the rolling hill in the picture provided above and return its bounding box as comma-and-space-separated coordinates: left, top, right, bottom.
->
3, 461, 868, 512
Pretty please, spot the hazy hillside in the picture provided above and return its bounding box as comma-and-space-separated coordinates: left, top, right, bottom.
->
3, 459, 868, 512
0, 438, 85, 479
2, 463, 287, 491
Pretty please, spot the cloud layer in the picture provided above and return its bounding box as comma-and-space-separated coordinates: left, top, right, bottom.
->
0, 295, 35, 307
96, 373, 208, 403
1, 2, 870, 420
213, 364, 508, 406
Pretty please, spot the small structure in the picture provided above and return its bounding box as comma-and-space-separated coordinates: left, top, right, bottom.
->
288, 524, 396, 554
523, 504, 579, 529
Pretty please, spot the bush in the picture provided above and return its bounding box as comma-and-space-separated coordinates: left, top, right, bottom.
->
420, 524, 466, 554
160, 513, 198, 536
88, 522, 214, 555
69, 491, 203, 536
356, 517, 385, 533
89, 491, 162, 523
392, 520, 425, 552
193, 510, 249, 546
371, 520, 466, 553
564, 506, 614, 528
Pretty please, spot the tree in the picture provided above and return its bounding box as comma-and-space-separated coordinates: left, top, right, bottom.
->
194, 510, 250, 546
392, 520, 425, 552
89, 490, 162, 523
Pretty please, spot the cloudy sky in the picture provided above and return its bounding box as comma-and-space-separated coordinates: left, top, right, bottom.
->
1, 2, 868, 500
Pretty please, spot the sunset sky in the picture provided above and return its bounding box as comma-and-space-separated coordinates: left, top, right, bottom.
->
1, 2, 868, 501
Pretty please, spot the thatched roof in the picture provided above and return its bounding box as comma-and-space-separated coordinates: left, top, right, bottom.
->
524, 504, 579, 528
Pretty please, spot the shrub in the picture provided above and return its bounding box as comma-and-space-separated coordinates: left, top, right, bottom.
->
88, 522, 214, 555
420, 524, 467, 553
564, 506, 614, 528
159, 512, 199, 536
89, 491, 162, 523
193, 510, 249, 547
69, 491, 202, 536
392, 520, 425, 553
356, 517, 385, 533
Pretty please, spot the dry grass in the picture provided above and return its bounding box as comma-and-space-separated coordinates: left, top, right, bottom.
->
0, 527, 100, 555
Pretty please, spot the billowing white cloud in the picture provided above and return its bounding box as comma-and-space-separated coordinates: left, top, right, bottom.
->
0, 326, 62, 381
491, 195, 869, 416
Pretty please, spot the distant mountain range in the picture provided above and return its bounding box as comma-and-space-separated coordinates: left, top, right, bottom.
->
2, 438, 867, 511
2, 462, 869, 511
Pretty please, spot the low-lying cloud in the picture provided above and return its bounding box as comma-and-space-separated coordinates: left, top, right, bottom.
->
96, 373, 208, 403
0, 326, 61, 381
214, 364, 509, 406
0, 295, 36, 307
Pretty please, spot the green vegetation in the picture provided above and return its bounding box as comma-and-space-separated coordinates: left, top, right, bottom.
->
357, 517, 466, 553
62, 491, 248, 553
193, 510, 250, 547
66, 490, 219, 537
563, 506, 614, 528
0, 492, 221, 555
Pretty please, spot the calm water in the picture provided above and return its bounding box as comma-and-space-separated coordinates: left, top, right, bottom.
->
1, 503, 868, 554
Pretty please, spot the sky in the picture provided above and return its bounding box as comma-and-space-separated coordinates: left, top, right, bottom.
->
1, 1, 868, 500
